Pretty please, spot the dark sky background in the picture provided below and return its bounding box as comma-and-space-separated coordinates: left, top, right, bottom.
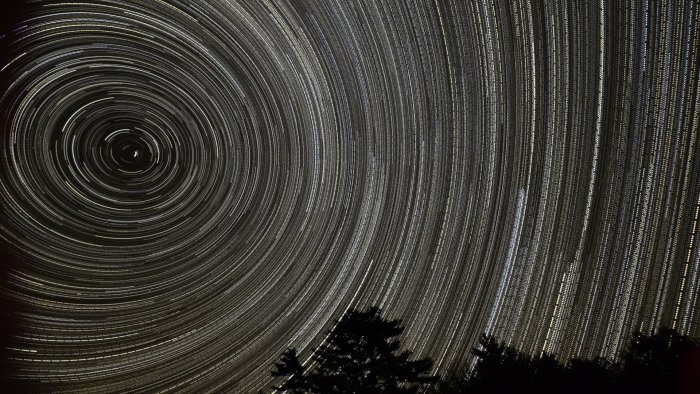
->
1, 0, 699, 392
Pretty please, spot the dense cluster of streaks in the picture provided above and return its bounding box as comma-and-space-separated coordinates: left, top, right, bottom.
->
1, 0, 699, 391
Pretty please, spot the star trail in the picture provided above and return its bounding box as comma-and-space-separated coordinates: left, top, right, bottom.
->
0, 0, 699, 392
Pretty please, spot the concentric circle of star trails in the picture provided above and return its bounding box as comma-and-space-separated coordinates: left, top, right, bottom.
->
1, 0, 699, 392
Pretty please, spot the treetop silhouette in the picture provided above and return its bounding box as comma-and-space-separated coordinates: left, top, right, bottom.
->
273, 308, 699, 393
272, 306, 436, 393
434, 326, 700, 394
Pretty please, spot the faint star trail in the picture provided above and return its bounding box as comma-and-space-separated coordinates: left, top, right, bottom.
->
0, 0, 699, 392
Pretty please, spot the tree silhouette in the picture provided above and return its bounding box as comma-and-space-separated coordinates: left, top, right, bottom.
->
564, 356, 619, 394
436, 327, 699, 394
274, 315, 698, 393
463, 334, 565, 393
272, 306, 436, 393
272, 348, 310, 393
621, 327, 700, 394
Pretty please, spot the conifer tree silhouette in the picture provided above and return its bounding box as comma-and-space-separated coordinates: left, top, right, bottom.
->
434, 327, 700, 394
272, 306, 436, 393
271, 348, 310, 393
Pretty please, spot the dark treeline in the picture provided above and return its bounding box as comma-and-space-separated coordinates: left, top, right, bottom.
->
435, 327, 700, 394
272, 307, 437, 393
272, 306, 700, 393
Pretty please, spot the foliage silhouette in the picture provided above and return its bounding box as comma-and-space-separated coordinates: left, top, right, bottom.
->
621, 327, 700, 394
433, 327, 699, 394
272, 306, 437, 393
564, 356, 620, 394
272, 348, 310, 393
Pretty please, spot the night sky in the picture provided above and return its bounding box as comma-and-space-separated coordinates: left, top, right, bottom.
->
1, 0, 699, 392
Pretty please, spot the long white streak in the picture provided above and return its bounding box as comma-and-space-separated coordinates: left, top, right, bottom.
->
485, 189, 526, 334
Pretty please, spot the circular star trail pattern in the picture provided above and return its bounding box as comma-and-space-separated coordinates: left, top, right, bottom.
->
1, 0, 700, 391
